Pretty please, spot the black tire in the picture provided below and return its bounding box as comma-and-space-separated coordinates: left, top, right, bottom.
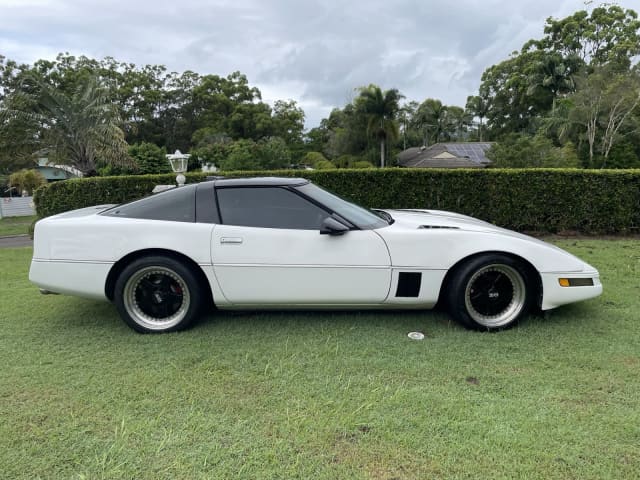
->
445, 254, 534, 331
114, 256, 203, 333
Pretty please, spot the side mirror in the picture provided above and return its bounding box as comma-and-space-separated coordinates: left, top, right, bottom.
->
320, 216, 350, 235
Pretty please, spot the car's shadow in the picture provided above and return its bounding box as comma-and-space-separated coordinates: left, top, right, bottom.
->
48, 296, 603, 339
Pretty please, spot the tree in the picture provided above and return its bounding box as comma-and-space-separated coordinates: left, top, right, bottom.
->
568, 67, 640, 167
445, 106, 472, 140
2, 75, 131, 176
397, 100, 421, 149
228, 102, 274, 140
414, 98, 446, 145
475, 5, 640, 140
534, 5, 640, 69
321, 105, 371, 160
190, 129, 232, 170
0, 56, 42, 173
478, 51, 549, 136
129, 142, 170, 174
255, 136, 291, 170
465, 94, 490, 141
486, 133, 580, 168
272, 100, 305, 146
218, 139, 260, 171
355, 85, 404, 167
525, 52, 578, 112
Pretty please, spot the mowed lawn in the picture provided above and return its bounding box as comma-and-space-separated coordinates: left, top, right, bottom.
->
0, 215, 36, 237
1, 240, 638, 479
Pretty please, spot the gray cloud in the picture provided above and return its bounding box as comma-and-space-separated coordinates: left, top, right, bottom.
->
1, 0, 638, 127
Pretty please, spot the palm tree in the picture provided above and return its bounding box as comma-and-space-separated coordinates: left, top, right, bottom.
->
526, 52, 577, 113
355, 85, 403, 167
465, 94, 490, 141
1, 75, 131, 175
414, 98, 448, 145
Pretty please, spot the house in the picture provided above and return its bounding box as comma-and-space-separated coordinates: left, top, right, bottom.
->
397, 142, 495, 168
34, 157, 82, 182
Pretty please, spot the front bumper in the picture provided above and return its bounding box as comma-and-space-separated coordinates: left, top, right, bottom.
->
540, 270, 602, 310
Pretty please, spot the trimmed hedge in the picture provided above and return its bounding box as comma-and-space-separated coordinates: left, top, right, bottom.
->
33, 169, 640, 233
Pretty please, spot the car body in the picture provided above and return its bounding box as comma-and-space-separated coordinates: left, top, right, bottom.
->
30, 177, 602, 333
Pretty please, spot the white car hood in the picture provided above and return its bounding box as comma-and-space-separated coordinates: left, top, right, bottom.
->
380, 209, 595, 273
387, 209, 495, 230
387, 209, 550, 245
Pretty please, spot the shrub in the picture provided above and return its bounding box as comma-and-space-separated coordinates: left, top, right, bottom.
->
9, 169, 46, 196
313, 160, 337, 170
302, 151, 329, 167
487, 134, 581, 168
351, 160, 375, 169
33, 168, 640, 234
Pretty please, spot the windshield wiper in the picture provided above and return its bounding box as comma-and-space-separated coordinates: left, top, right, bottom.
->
372, 209, 395, 225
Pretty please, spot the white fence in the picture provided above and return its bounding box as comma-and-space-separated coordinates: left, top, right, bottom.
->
0, 197, 35, 218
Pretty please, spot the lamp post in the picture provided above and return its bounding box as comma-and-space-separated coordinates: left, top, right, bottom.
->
166, 150, 190, 187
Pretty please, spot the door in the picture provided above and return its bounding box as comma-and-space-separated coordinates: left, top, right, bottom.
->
211, 186, 391, 305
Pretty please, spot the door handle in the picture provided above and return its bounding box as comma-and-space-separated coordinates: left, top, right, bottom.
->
220, 237, 243, 244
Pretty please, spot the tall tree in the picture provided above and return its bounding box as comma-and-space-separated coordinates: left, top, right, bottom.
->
355, 85, 403, 167
476, 5, 640, 139
397, 100, 420, 149
414, 99, 451, 145
534, 5, 640, 69
568, 67, 640, 167
2, 75, 131, 175
465, 94, 490, 141
525, 52, 579, 111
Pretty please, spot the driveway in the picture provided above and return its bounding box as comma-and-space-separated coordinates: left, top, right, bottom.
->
0, 235, 33, 248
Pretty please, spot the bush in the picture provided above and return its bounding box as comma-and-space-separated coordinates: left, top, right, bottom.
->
9, 169, 47, 195
33, 168, 640, 233
302, 151, 329, 167
313, 160, 337, 170
487, 134, 581, 168
351, 160, 375, 169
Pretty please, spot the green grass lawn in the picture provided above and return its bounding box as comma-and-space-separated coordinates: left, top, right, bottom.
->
0, 215, 36, 237
1, 240, 639, 479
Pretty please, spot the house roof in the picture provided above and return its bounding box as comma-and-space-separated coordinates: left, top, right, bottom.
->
35, 164, 82, 181
398, 142, 495, 168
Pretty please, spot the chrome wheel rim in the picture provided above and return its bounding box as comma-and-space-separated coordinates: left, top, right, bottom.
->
464, 264, 526, 328
123, 266, 190, 331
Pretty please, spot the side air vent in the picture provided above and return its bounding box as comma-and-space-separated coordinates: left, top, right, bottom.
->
418, 225, 459, 229
396, 272, 422, 297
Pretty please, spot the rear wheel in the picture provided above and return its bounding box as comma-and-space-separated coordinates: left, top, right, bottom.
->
446, 254, 533, 331
114, 256, 203, 333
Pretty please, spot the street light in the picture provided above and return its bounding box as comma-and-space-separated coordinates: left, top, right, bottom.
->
166, 149, 190, 187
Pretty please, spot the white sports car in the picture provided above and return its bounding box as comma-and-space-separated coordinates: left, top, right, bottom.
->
30, 177, 602, 333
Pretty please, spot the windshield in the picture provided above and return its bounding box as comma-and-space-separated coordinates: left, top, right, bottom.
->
295, 183, 389, 230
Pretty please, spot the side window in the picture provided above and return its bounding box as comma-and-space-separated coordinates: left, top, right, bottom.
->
216, 187, 331, 230
102, 185, 196, 222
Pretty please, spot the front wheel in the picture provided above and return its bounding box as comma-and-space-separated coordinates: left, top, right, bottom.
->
446, 254, 534, 331
114, 256, 203, 333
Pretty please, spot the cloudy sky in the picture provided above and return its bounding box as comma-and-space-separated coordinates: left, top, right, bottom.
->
1, 0, 638, 127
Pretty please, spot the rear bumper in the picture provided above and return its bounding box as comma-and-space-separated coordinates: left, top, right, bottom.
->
29, 259, 112, 300
540, 270, 602, 310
